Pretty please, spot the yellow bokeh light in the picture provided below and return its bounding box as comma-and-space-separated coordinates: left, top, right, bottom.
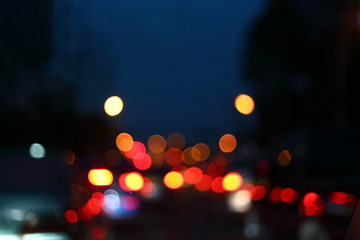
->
104, 96, 124, 116
219, 134, 237, 153
234, 94, 255, 115
223, 172, 243, 192
116, 133, 134, 152
125, 172, 144, 191
148, 134, 166, 153
163, 171, 184, 189
88, 169, 113, 186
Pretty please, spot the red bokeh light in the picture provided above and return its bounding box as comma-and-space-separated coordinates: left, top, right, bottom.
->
133, 152, 152, 170
251, 186, 266, 201
184, 167, 203, 184
211, 177, 224, 193
269, 187, 283, 203
329, 192, 357, 206
65, 210, 78, 223
195, 175, 212, 191
124, 141, 146, 159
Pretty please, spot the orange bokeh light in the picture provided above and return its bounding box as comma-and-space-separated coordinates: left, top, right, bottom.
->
88, 169, 113, 186
222, 172, 243, 192
166, 133, 186, 149
219, 134, 237, 153
163, 171, 184, 189
148, 134, 166, 153
182, 147, 198, 165
192, 143, 210, 162
234, 94, 255, 115
278, 150, 292, 167
116, 133, 134, 152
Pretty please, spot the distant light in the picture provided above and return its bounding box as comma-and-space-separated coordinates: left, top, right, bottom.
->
166, 133, 186, 150
269, 187, 283, 203
277, 150, 292, 167
148, 135, 166, 153
329, 192, 357, 206
222, 172, 243, 192
281, 188, 298, 204
63, 150, 76, 165
228, 190, 252, 213
163, 171, 184, 189
133, 152, 152, 170
303, 192, 319, 206
124, 141, 146, 159
219, 134, 237, 153
122, 196, 140, 210
234, 94, 255, 115
22, 233, 70, 240
116, 133, 134, 152
88, 169, 113, 186
124, 172, 144, 191
91, 227, 107, 240
104, 189, 120, 210
184, 167, 203, 184
251, 186, 266, 201
182, 147, 198, 165
211, 177, 224, 193
192, 143, 210, 162
195, 175, 212, 191
104, 96, 123, 116
65, 210, 78, 223
29, 143, 45, 159
148, 151, 164, 168
165, 148, 183, 166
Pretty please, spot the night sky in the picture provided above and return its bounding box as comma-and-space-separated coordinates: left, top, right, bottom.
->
69, 0, 265, 144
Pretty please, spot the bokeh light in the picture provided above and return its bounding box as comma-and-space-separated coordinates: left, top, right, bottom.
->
148, 134, 166, 153
166, 133, 186, 150
65, 210, 78, 223
29, 143, 46, 159
192, 143, 210, 162
124, 141, 146, 159
104, 96, 124, 116
211, 177, 224, 193
329, 191, 357, 206
133, 152, 152, 170
124, 172, 144, 191
234, 94, 255, 115
222, 172, 243, 192
277, 150, 292, 167
163, 171, 184, 189
228, 190, 252, 213
250, 186, 266, 201
219, 134, 237, 153
148, 151, 164, 168
116, 133, 134, 152
184, 167, 203, 185
63, 150, 76, 165
195, 175, 212, 191
269, 187, 283, 203
165, 148, 183, 166
280, 188, 298, 204
182, 147, 198, 165
88, 169, 113, 186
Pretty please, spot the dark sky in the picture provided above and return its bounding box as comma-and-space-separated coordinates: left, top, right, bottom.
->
68, 0, 265, 144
